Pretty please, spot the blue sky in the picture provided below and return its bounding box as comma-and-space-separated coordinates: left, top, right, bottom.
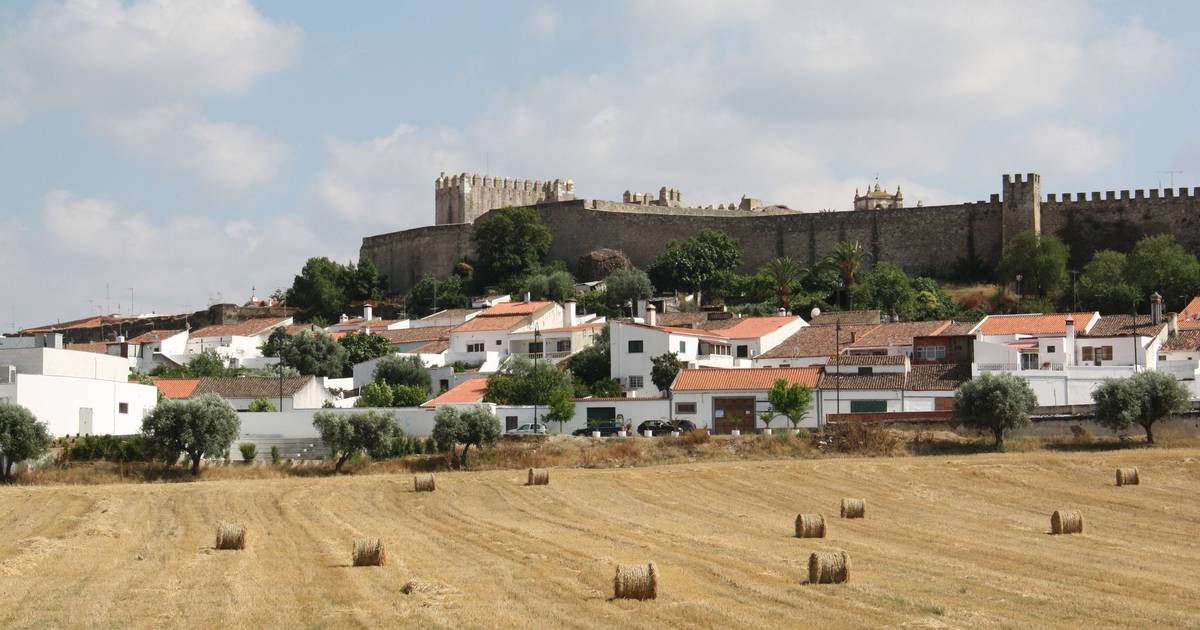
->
2, 0, 1199, 330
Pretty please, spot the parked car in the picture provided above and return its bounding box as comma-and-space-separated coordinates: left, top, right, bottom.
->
510, 423, 548, 435
637, 420, 698, 435
572, 420, 624, 436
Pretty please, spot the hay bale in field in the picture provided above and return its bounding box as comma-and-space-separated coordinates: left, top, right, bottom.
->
1116, 467, 1139, 486
808, 551, 851, 584
352, 538, 387, 566
1051, 510, 1084, 535
214, 522, 245, 550
613, 562, 659, 600
527, 468, 549, 486
414, 474, 436, 492
794, 513, 826, 538
840, 498, 865, 519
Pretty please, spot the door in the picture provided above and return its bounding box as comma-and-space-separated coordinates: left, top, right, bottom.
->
78, 408, 94, 436
713, 397, 755, 434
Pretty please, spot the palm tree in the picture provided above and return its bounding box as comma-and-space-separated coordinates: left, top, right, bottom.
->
826, 241, 871, 308
761, 257, 802, 312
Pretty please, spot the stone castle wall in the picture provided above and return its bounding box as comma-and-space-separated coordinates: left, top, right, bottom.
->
435, 173, 575, 224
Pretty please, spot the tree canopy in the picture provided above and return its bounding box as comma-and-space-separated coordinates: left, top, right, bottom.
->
339, 332, 392, 367
997, 230, 1069, 297
516, 269, 577, 303
373, 355, 431, 390
431, 405, 501, 467
767, 379, 814, 430
406, 273, 470, 318
279, 331, 348, 377
954, 373, 1037, 448
484, 356, 574, 407
604, 268, 653, 314
648, 229, 742, 301
851, 261, 917, 320
285, 257, 387, 324
141, 394, 241, 475
1079, 250, 1141, 315
470, 206, 553, 284
1124, 234, 1199, 311
312, 410, 396, 472
0, 402, 52, 483
1093, 371, 1190, 444
650, 352, 683, 393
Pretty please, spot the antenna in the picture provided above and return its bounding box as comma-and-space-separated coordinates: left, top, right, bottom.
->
1158, 170, 1183, 189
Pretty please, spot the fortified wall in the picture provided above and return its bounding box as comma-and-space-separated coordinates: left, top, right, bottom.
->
362, 171, 1200, 295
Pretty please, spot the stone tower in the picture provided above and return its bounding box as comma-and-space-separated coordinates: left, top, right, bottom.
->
1001, 173, 1041, 245
434, 172, 575, 225
853, 181, 903, 210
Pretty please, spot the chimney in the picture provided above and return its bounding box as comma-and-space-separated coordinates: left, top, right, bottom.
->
1151, 292, 1163, 325
777, 308, 787, 317
339, 313, 349, 323
565, 300, 577, 327
849, 331, 856, 343
646, 304, 657, 327
1168, 312, 1179, 338
363, 304, 373, 322
1064, 314, 1075, 367
523, 292, 531, 303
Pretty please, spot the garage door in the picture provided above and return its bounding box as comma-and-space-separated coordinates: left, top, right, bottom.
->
713, 397, 755, 434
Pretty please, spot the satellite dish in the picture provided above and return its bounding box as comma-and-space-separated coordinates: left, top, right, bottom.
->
810, 307, 821, 320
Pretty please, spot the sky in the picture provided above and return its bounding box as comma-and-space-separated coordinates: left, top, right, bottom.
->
2, 0, 1199, 331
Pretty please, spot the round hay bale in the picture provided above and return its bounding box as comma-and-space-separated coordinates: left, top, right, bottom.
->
808, 551, 851, 584
214, 522, 245, 550
577, 248, 632, 281
527, 468, 550, 486
840, 498, 865, 519
414, 474, 436, 492
1116, 467, 1139, 486
1051, 509, 1084, 535
613, 562, 659, 600
352, 538, 387, 566
794, 513, 826, 538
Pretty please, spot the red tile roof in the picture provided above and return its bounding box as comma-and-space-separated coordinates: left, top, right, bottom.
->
849, 321, 952, 348
977, 312, 1096, 336
718, 316, 803, 339
1162, 330, 1200, 352
830, 354, 907, 365
755, 324, 877, 359
453, 314, 530, 333
411, 339, 450, 354
191, 317, 290, 338
129, 329, 185, 343
21, 314, 127, 334
65, 342, 109, 355
193, 376, 316, 398
482, 301, 553, 316
1081, 314, 1167, 338
151, 378, 201, 399
809, 310, 881, 326
422, 377, 489, 407
672, 367, 821, 391
372, 327, 451, 344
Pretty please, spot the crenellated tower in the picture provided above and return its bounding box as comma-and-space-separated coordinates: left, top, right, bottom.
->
435, 172, 575, 225
1001, 172, 1041, 245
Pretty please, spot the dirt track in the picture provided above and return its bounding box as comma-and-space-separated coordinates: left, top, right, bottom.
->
2, 448, 1199, 629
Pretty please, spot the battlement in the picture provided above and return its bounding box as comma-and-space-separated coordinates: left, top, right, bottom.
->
435, 171, 575, 225
1044, 187, 1200, 203
622, 186, 682, 207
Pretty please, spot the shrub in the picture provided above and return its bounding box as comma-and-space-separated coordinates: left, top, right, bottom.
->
680, 428, 711, 447
825, 422, 900, 455
954, 373, 1037, 448
270, 445, 281, 465
239, 443, 258, 463
141, 394, 241, 475
247, 398, 276, 412
312, 410, 396, 472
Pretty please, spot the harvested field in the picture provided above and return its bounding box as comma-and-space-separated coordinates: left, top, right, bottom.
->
2, 449, 1199, 628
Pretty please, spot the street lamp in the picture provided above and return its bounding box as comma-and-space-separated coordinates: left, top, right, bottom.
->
1015, 274, 1024, 308
532, 327, 542, 430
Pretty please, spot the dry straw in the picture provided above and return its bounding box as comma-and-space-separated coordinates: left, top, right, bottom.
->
527, 468, 550, 486
214, 522, 245, 550
1051, 510, 1084, 535
808, 551, 851, 584
414, 474, 436, 492
794, 513, 826, 538
1116, 467, 1139, 486
352, 538, 387, 566
613, 562, 659, 600
840, 498, 865, 519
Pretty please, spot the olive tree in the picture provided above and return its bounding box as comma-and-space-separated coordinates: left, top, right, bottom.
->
1093, 371, 1190, 444
312, 410, 396, 472
767, 379, 814, 431
954, 373, 1037, 449
431, 405, 501, 467
141, 394, 241, 475
0, 402, 52, 483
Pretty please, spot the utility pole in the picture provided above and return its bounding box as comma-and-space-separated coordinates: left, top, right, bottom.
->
1069, 270, 1079, 312
1158, 170, 1183, 189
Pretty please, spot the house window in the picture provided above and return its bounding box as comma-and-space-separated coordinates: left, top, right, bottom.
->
467, 342, 485, 353
557, 340, 571, 353
439, 379, 449, 392
736, 345, 749, 358
505, 416, 519, 431
675, 402, 697, 414
496, 339, 502, 345
628, 340, 644, 353
850, 400, 886, 413
678, 340, 686, 353
857, 367, 873, 375
1096, 346, 1113, 360
118, 402, 129, 414
1081, 347, 1093, 361
528, 342, 544, 354
1047, 345, 1056, 353
916, 345, 946, 361
628, 375, 644, 389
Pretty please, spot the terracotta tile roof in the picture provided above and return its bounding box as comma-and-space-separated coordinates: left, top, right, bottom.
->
191, 317, 290, 339
830, 354, 907, 366
906, 363, 971, 391
422, 377, 488, 407
527, 322, 605, 334
809, 310, 881, 326
672, 367, 821, 391
818, 371, 905, 390
65, 342, 109, 355
421, 308, 478, 320
755, 324, 877, 359
977, 312, 1096, 336
192, 376, 316, 398
719, 316, 803, 338
939, 321, 980, 336
285, 324, 320, 335
849, 321, 952, 348
21, 314, 127, 334
1081, 314, 1167, 338
452, 314, 530, 333
411, 339, 450, 354
654, 312, 713, 328
129, 329, 185, 343
1181, 297, 1200, 321
151, 378, 201, 399
373, 327, 451, 344
1162, 330, 1200, 352
482, 301, 553, 316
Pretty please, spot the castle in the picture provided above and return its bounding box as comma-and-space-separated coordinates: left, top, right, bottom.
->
362, 171, 1200, 295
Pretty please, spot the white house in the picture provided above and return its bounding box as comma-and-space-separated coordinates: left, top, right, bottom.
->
670, 367, 822, 433
187, 317, 292, 369
816, 355, 967, 423
755, 323, 880, 367
152, 375, 334, 412
126, 329, 189, 372
0, 336, 158, 436
446, 300, 565, 371
325, 304, 410, 335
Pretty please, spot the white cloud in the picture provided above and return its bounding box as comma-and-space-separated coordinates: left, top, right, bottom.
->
1017, 124, 1121, 178
99, 107, 288, 191
526, 6, 558, 36
0, 0, 302, 123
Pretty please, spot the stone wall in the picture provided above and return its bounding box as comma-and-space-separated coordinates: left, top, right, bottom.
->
361, 223, 474, 292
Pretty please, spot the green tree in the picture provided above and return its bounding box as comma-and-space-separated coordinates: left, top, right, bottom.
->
312, 409, 395, 472
604, 269, 653, 314
373, 355, 431, 390
650, 352, 683, 393
954, 373, 1036, 448
587, 378, 624, 398
339, 332, 392, 367
431, 406, 463, 455
0, 402, 52, 483
911, 277, 960, 321
391, 384, 428, 407
767, 379, 814, 431
760, 257, 803, 312
648, 229, 742, 303
247, 398, 276, 412
1093, 371, 1190, 444
851, 262, 917, 320
1079, 250, 1141, 314
484, 356, 573, 406
518, 269, 577, 303
568, 326, 610, 389
544, 388, 576, 434
261, 326, 290, 357
286, 257, 387, 324
470, 206, 553, 284
406, 274, 470, 318
579, 289, 619, 318
997, 230, 1069, 298
430, 405, 501, 467
826, 241, 871, 308
1125, 234, 1200, 311
279, 331, 347, 377
356, 381, 395, 407
141, 394, 241, 475
238, 442, 257, 463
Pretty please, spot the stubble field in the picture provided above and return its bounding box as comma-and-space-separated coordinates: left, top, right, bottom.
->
2, 447, 1199, 629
